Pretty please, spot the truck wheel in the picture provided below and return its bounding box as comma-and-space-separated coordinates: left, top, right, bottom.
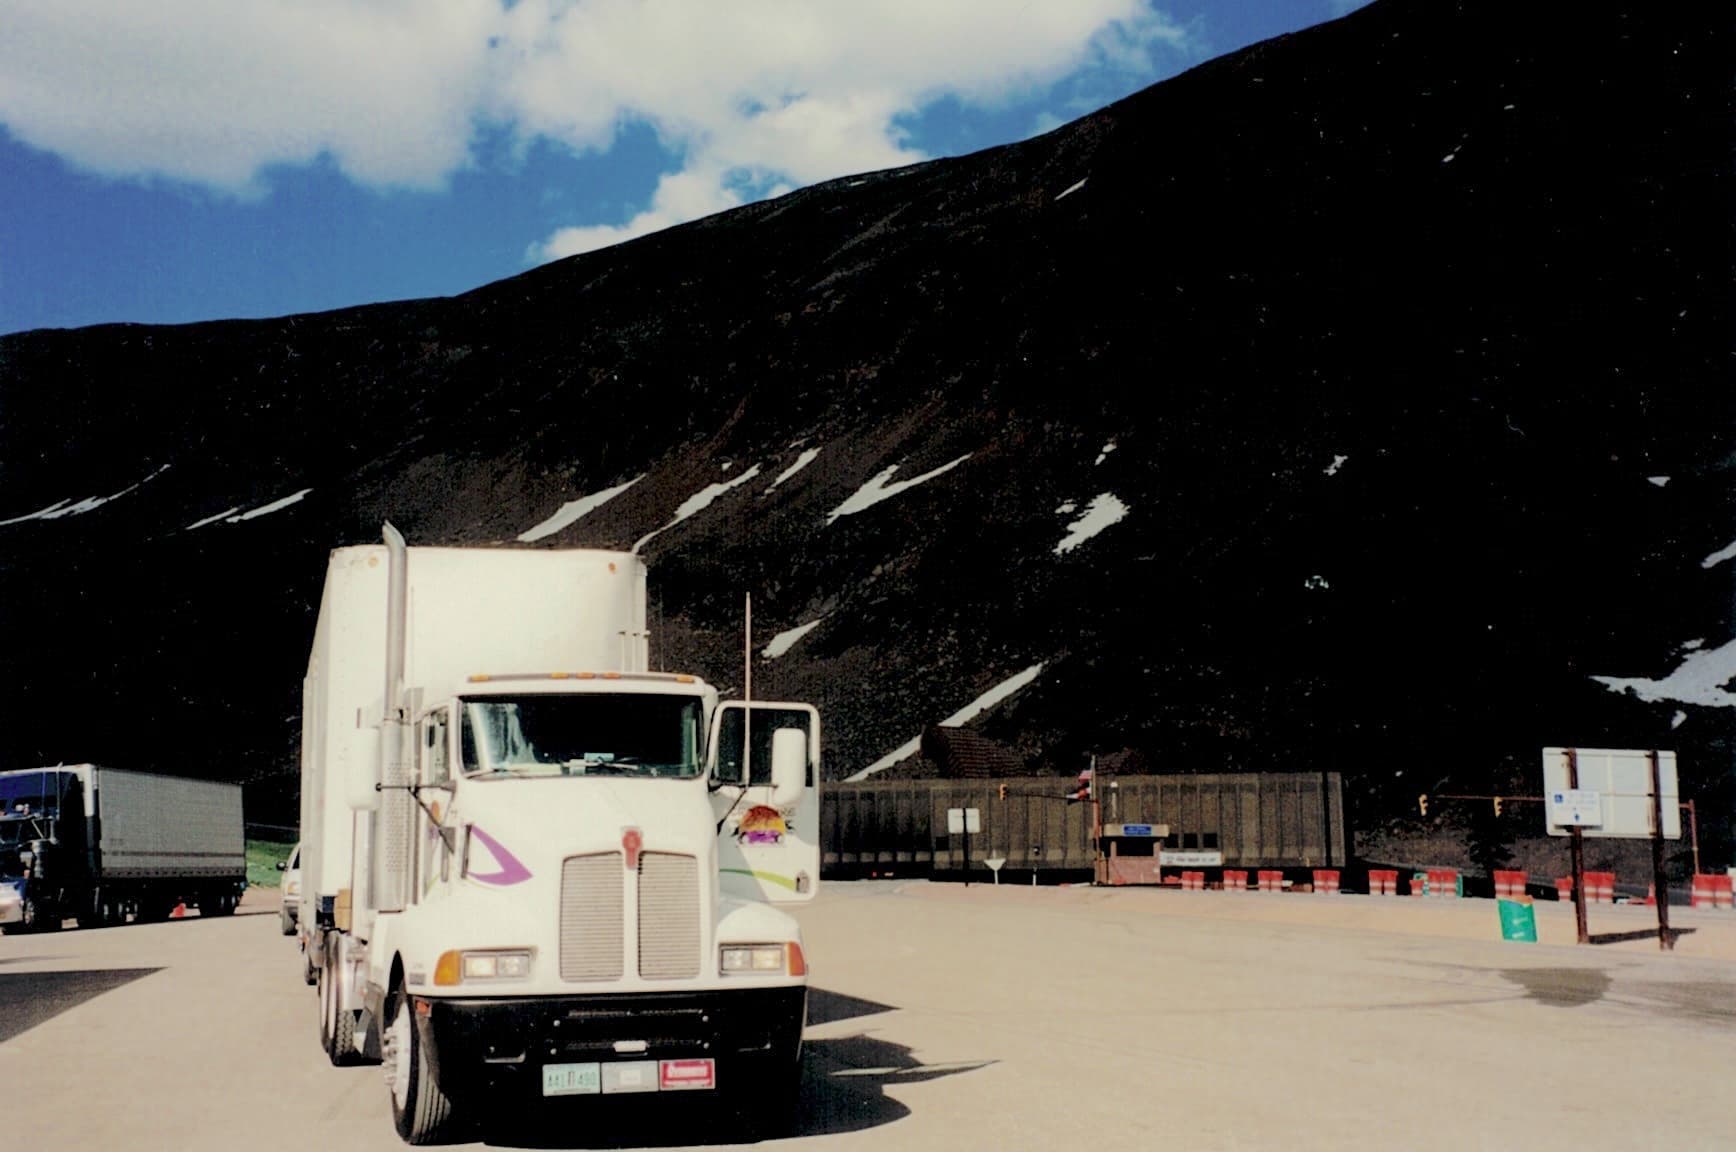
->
91, 890, 124, 928
206, 893, 238, 917
387, 985, 461, 1144
318, 947, 360, 1066
0, 897, 37, 935
14, 897, 60, 934
280, 908, 296, 935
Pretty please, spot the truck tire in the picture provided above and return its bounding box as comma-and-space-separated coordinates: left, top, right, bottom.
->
318, 945, 361, 1066
387, 985, 461, 1144
17, 896, 60, 934
0, 896, 42, 935
280, 907, 296, 935
89, 889, 124, 928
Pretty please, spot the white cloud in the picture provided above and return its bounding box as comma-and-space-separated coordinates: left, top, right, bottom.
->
0, 2, 1188, 250
0, 2, 497, 193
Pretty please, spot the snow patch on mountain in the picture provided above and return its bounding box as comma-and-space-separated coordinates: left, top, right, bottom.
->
828, 454, 971, 524
1701, 539, 1736, 569
1055, 178, 1088, 201
762, 616, 827, 660
1054, 493, 1129, 555
765, 447, 822, 494
633, 464, 762, 553
228, 488, 313, 522
519, 475, 643, 542
1591, 638, 1736, 708
1095, 440, 1117, 466
847, 662, 1046, 780
1, 465, 170, 525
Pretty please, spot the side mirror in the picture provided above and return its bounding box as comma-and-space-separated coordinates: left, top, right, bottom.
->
276, 860, 287, 871
768, 728, 805, 810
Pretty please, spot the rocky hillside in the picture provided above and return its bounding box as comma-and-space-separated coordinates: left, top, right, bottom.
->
1, 0, 1731, 852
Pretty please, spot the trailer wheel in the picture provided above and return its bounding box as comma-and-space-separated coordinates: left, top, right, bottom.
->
89, 889, 124, 928
318, 942, 360, 1066
387, 984, 461, 1144
206, 892, 238, 917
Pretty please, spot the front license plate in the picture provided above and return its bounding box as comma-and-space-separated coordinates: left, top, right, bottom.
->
542, 1062, 601, 1096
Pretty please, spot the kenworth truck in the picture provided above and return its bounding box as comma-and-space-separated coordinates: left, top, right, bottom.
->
0, 765, 244, 933
300, 527, 819, 1143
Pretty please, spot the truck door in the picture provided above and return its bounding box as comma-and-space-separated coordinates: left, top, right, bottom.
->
708, 702, 820, 904
415, 709, 455, 900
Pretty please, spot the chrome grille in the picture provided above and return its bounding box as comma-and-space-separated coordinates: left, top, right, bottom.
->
638, 852, 700, 979
560, 852, 624, 981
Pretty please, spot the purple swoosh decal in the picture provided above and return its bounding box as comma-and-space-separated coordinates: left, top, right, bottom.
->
467, 825, 532, 886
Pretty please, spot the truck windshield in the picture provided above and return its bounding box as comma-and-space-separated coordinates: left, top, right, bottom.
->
460, 694, 704, 779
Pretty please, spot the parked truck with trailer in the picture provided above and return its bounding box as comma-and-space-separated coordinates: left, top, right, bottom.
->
300, 527, 819, 1143
0, 765, 245, 933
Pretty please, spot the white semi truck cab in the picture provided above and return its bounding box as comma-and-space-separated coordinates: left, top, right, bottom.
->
301, 529, 819, 1143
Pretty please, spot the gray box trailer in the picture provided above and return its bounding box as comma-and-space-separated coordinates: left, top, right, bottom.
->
0, 764, 245, 932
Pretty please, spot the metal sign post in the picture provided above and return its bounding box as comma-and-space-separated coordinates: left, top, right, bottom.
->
1648, 751, 1672, 952
1568, 749, 1589, 946
947, 807, 981, 886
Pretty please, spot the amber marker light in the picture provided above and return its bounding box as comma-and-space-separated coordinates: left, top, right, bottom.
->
434, 950, 463, 986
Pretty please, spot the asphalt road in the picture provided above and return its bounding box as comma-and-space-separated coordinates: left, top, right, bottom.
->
1, 883, 1732, 1151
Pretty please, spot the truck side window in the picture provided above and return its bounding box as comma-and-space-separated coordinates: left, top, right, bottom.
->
425, 714, 450, 786
715, 707, 813, 787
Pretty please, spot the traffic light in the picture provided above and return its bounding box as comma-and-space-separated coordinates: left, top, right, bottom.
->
1418, 794, 1429, 817
1493, 797, 1504, 817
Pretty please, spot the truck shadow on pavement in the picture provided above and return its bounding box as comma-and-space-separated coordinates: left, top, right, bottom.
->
0, 968, 159, 1043
488, 988, 994, 1148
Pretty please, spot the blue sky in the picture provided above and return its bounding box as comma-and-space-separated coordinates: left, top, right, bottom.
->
0, 2, 1367, 336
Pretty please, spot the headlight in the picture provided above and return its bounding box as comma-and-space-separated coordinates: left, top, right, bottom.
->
434, 949, 533, 985
285, 881, 300, 896
720, 944, 786, 974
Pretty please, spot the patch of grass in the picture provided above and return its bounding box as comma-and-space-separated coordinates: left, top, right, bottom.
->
247, 838, 295, 889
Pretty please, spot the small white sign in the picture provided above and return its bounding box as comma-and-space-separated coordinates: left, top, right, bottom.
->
946, 807, 982, 835
1548, 789, 1602, 827
1160, 850, 1224, 866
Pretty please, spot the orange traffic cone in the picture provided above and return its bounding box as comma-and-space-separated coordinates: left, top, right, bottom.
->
170, 902, 187, 918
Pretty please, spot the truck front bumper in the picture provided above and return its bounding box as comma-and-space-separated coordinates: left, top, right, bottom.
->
419, 986, 805, 1102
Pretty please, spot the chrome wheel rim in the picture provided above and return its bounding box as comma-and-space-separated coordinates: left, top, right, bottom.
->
387, 1004, 411, 1106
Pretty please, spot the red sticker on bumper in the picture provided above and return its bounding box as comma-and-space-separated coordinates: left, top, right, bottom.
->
659, 1059, 716, 1091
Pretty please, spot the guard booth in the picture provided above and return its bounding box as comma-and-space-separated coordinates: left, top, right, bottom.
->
1102, 822, 1169, 886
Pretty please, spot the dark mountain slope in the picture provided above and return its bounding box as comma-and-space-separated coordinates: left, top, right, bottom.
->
1, 0, 1731, 850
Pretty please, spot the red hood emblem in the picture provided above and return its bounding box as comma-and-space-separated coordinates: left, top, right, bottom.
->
622, 828, 642, 870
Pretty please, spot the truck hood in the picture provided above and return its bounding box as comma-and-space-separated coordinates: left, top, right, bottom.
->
449, 776, 716, 886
